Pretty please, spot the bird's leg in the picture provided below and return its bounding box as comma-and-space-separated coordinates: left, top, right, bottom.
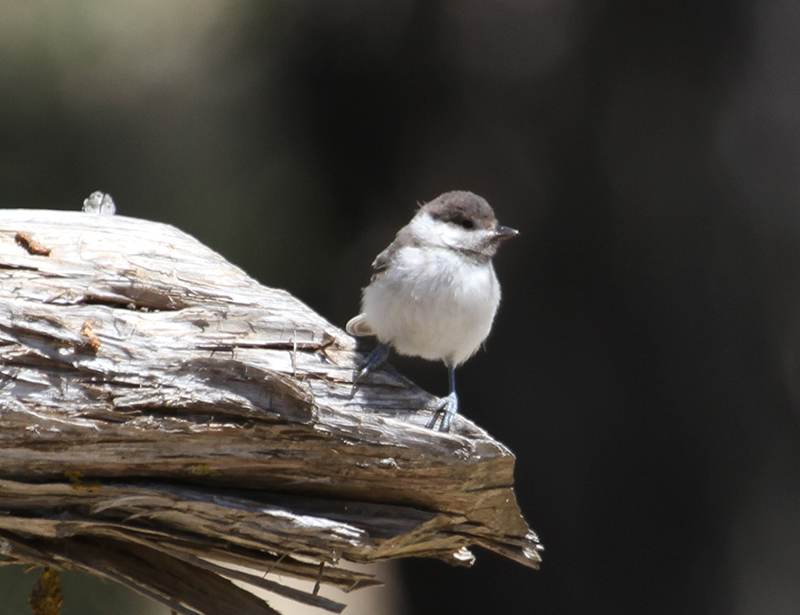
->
428, 363, 458, 431
349, 343, 390, 396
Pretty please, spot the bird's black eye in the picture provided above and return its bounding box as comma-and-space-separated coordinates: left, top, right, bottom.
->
459, 218, 474, 229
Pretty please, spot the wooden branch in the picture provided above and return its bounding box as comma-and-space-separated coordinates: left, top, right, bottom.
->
0, 208, 542, 615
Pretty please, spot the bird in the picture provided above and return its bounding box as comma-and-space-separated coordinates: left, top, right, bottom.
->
346, 190, 518, 431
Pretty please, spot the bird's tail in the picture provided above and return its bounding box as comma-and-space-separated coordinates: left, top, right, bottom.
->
345, 313, 375, 337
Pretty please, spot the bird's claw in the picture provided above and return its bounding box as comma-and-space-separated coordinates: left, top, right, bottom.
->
427, 392, 458, 432
349, 343, 390, 397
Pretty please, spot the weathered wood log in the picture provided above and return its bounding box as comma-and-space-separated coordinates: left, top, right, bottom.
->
0, 207, 542, 615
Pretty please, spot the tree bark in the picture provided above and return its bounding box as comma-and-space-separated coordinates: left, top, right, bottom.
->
0, 208, 542, 615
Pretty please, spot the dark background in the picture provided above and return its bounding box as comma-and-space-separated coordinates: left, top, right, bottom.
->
2, 1, 800, 614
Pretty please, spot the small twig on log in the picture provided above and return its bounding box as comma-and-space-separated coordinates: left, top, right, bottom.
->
0, 208, 542, 615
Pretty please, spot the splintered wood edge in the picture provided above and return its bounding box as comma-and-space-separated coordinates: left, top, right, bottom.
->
0, 209, 543, 612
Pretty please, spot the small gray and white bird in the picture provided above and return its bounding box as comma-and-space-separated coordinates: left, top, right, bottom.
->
346, 191, 518, 431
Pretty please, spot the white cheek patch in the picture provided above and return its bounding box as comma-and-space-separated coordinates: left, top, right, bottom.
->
437, 223, 472, 248
412, 214, 472, 250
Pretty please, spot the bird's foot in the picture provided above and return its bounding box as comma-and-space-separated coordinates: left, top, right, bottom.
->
349, 343, 390, 396
427, 392, 458, 432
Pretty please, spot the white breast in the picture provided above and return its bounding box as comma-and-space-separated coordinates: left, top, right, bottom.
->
361, 243, 501, 366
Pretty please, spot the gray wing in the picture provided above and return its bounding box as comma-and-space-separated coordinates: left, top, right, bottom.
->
370, 244, 395, 276
347, 225, 417, 338
370, 225, 415, 278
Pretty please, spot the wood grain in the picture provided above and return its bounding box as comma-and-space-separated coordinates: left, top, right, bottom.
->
0, 209, 541, 615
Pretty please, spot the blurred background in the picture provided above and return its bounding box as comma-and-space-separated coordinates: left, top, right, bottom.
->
2, 1, 800, 614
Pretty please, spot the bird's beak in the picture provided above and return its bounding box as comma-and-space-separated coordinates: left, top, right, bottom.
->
493, 225, 519, 241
